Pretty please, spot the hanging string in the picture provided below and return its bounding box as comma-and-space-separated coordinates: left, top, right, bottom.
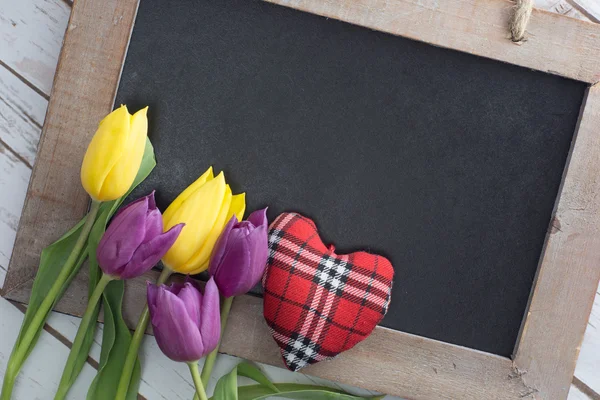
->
509, 0, 534, 42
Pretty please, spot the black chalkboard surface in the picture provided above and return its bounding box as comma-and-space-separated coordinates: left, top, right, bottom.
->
116, 0, 586, 356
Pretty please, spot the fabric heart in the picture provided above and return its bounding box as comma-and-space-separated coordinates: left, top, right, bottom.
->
262, 212, 394, 371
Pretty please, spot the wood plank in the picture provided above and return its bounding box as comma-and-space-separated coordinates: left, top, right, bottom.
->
0, 63, 46, 167
573, 290, 600, 395
220, 294, 534, 399
571, 377, 600, 400
514, 85, 600, 399
4, 268, 531, 400
0, 298, 98, 400
569, 385, 596, 400
2, 0, 140, 297
536, 0, 594, 21
264, 0, 600, 83
0, 0, 70, 97
0, 141, 31, 278
568, 0, 600, 22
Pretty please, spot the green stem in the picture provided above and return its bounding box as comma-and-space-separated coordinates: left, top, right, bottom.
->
115, 267, 173, 400
188, 362, 209, 400
0, 375, 15, 400
0, 200, 101, 400
54, 273, 114, 400
199, 296, 234, 389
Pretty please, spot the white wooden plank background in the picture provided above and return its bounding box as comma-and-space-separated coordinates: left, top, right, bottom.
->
0, 0, 598, 399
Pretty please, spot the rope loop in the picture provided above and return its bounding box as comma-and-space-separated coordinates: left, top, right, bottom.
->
509, 0, 534, 42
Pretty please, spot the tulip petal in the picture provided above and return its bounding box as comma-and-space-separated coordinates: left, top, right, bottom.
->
147, 282, 161, 325
199, 278, 221, 353
118, 223, 184, 279
143, 208, 164, 243
177, 282, 203, 327
162, 172, 227, 272
180, 185, 233, 274
239, 223, 269, 290
212, 229, 251, 297
147, 281, 159, 309
212, 219, 269, 297
151, 286, 206, 362
165, 281, 187, 297
81, 105, 131, 201
97, 196, 149, 275
247, 208, 268, 228
230, 193, 246, 222
147, 190, 157, 210
208, 216, 238, 277
98, 107, 148, 201
162, 166, 214, 228
112, 191, 153, 220
215, 234, 251, 297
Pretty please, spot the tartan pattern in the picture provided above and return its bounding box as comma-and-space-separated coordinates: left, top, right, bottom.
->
263, 213, 394, 371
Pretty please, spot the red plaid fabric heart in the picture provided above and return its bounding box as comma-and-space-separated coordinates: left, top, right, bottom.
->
262, 212, 394, 371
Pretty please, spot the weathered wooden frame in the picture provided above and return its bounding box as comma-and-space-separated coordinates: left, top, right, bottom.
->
2, 0, 600, 399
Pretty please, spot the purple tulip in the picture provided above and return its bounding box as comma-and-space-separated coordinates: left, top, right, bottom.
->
147, 277, 221, 362
97, 192, 183, 279
209, 208, 269, 298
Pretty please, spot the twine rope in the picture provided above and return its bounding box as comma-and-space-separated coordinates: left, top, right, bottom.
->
509, 0, 534, 42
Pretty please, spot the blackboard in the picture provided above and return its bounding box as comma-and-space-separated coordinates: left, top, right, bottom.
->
116, 0, 586, 357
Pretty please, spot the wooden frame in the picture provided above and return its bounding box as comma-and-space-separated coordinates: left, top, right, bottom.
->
3, 0, 600, 398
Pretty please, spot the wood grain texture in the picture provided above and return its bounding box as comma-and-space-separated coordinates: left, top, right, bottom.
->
264, 0, 600, 83
0, 139, 30, 274
0, 298, 99, 399
514, 85, 600, 400
2, 0, 140, 297
0, 0, 70, 97
0, 63, 46, 167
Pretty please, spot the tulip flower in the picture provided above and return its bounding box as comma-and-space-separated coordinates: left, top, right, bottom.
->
81, 105, 149, 202
97, 191, 183, 279
209, 208, 269, 297
148, 278, 220, 361
198, 209, 269, 390
148, 278, 220, 400
162, 166, 246, 275
54, 193, 182, 400
116, 166, 245, 400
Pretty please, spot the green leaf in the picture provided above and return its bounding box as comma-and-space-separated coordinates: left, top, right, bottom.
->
15, 221, 84, 350
13, 204, 105, 368
236, 363, 279, 393
208, 363, 379, 400
55, 208, 111, 392
212, 366, 239, 400
236, 384, 378, 400
86, 281, 140, 400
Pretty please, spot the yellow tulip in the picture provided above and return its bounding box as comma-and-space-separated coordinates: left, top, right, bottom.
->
162, 167, 246, 274
80, 105, 148, 202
